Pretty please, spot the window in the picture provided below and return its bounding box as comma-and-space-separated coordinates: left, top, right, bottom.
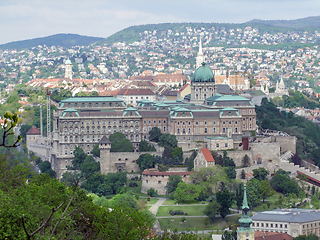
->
159, 120, 161, 124
204, 128, 207, 133
188, 128, 191, 134
158, 181, 161, 184
257, 223, 259, 227
225, 143, 228, 148
196, 128, 199, 133
177, 128, 180, 134
235, 121, 238, 124
177, 122, 180, 126
182, 128, 185, 134
271, 224, 273, 228
163, 120, 166, 124
216, 143, 219, 148
188, 121, 191, 125
266, 223, 268, 227
249, 124, 252, 129
249, 118, 252, 121
249, 110, 252, 113
213, 127, 216, 133
196, 122, 198, 125
204, 121, 207, 125
213, 121, 216, 125
235, 127, 238, 133
163, 126, 166, 132
243, 124, 246, 129
223, 121, 225, 125
223, 128, 226, 133
229, 121, 231, 125
243, 110, 245, 113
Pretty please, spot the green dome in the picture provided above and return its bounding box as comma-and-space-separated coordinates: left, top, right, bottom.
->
192, 62, 215, 83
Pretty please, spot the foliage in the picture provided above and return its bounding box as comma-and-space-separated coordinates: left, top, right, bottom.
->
109, 132, 134, 152
293, 234, 319, 240
0, 112, 22, 147
242, 154, 250, 167
136, 153, 155, 172
147, 188, 157, 197
260, 180, 275, 203
185, 150, 197, 171
70, 146, 87, 170
112, 193, 137, 209
91, 144, 100, 157
225, 166, 236, 179
221, 229, 237, 240
235, 183, 244, 210
247, 178, 262, 208
253, 167, 269, 181
174, 182, 202, 203
39, 160, 56, 178
215, 151, 236, 179
190, 166, 231, 197
139, 140, 156, 152
204, 200, 221, 222
166, 175, 183, 195
256, 99, 320, 164
149, 127, 162, 142
216, 189, 234, 218
171, 147, 183, 162
270, 169, 300, 195
20, 124, 32, 143
159, 134, 178, 149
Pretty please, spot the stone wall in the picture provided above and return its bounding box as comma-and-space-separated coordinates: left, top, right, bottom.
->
100, 150, 162, 174
178, 141, 206, 152
28, 144, 51, 161
272, 136, 297, 154
250, 142, 280, 165
216, 150, 252, 167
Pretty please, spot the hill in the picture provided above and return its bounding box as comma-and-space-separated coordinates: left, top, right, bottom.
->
0, 33, 104, 50
247, 16, 320, 30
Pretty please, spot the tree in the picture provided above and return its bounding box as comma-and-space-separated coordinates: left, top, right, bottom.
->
216, 189, 234, 218
159, 134, 178, 148
136, 154, 155, 172
109, 132, 134, 152
166, 175, 182, 195
242, 154, 250, 167
204, 200, 221, 222
112, 193, 137, 209
139, 140, 156, 152
147, 188, 157, 197
0, 112, 22, 147
70, 146, 87, 170
91, 144, 100, 157
247, 178, 262, 208
225, 166, 236, 179
241, 169, 246, 179
39, 161, 56, 178
235, 183, 244, 211
260, 180, 275, 203
171, 147, 183, 162
20, 124, 32, 143
270, 169, 300, 195
253, 167, 269, 181
148, 127, 162, 142
80, 155, 100, 177
174, 182, 201, 203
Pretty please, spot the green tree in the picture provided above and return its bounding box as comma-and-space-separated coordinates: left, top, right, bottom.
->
139, 140, 156, 152
216, 189, 234, 218
70, 146, 87, 170
204, 200, 221, 222
242, 154, 250, 167
109, 132, 134, 152
235, 183, 244, 211
166, 175, 182, 195
270, 169, 300, 195
39, 161, 56, 178
247, 178, 262, 208
20, 124, 32, 143
136, 154, 155, 172
159, 134, 178, 148
171, 147, 183, 162
147, 188, 157, 197
225, 166, 236, 179
260, 180, 275, 203
253, 167, 269, 181
112, 193, 137, 209
90, 144, 100, 157
174, 182, 201, 203
80, 155, 100, 177
149, 127, 162, 142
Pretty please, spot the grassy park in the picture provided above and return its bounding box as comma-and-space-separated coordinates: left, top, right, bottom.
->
156, 205, 207, 217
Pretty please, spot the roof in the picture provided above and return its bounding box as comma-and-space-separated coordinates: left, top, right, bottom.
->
117, 88, 155, 96
26, 126, 41, 135
255, 231, 293, 240
200, 148, 215, 162
251, 208, 320, 223
152, 73, 188, 83
205, 136, 232, 140
99, 136, 111, 144
142, 169, 193, 176
193, 63, 215, 83
60, 96, 123, 103
178, 84, 190, 92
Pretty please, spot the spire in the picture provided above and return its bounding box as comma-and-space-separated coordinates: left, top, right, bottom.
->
242, 185, 249, 210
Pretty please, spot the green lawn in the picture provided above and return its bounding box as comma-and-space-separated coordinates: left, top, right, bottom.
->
252, 192, 284, 212
157, 205, 207, 217
158, 215, 241, 232
146, 198, 159, 205
162, 199, 206, 205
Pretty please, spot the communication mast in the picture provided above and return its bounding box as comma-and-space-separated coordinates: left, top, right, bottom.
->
40, 105, 43, 138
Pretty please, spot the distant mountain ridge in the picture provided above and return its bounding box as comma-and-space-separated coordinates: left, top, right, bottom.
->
246, 16, 320, 29
2, 16, 320, 50
0, 33, 104, 50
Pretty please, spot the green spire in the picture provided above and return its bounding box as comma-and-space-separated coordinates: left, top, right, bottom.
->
242, 185, 249, 210
238, 185, 254, 233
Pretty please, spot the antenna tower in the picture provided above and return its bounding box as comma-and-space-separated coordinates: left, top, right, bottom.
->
46, 89, 51, 142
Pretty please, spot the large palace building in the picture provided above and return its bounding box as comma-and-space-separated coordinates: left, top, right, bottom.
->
51, 62, 256, 177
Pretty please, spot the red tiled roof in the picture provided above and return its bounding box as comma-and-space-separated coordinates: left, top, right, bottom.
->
142, 169, 193, 176
26, 126, 41, 135
201, 148, 215, 162
178, 83, 190, 92
255, 231, 293, 240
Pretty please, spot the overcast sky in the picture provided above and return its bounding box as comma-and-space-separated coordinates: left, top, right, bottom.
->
1, 0, 319, 45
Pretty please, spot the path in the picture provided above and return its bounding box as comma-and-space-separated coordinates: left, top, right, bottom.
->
149, 197, 167, 215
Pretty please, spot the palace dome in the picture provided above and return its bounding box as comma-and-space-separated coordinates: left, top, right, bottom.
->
192, 62, 215, 83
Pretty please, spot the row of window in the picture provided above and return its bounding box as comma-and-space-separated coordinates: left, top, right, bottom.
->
252, 223, 287, 228
67, 102, 121, 108
63, 134, 141, 143
144, 120, 166, 124
176, 127, 239, 134
143, 126, 166, 132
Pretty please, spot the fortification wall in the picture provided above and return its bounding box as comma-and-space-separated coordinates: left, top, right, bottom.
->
178, 141, 206, 152
141, 173, 191, 195
250, 142, 280, 165
28, 144, 50, 161
216, 150, 252, 167
272, 136, 297, 154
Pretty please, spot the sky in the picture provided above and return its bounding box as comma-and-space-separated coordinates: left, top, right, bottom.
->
1, 0, 320, 45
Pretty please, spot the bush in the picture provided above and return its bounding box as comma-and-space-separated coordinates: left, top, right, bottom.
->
129, 182, 138, 187
168, 210, 187, 216
147, 188, 157, 197
131, 176, 139, 181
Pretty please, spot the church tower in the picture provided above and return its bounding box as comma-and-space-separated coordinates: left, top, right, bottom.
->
64, 58, 73, 79
237, 185, 255, 240
196, 37, 205, 69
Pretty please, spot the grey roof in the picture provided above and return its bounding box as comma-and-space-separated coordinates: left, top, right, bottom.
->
216, 84, 234, 94
251, 209, 320, 223
99, 136, 111, 144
